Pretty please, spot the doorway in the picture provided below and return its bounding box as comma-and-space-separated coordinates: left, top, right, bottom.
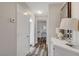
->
27, 15, 48, 56
34, 16, 48, 56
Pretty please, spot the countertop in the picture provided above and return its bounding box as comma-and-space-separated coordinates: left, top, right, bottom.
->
51, 38, 79, 54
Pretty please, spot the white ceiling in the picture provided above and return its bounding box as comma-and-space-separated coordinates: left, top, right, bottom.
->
26, 2, 63, 15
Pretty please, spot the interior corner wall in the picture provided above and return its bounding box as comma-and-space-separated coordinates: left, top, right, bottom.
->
47, 4, 61, 56
48, 5, 61, 38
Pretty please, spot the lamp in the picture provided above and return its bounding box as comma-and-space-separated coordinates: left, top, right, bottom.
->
59, 18, 79, 46
60, 18, 78, 31
59, 18, 78, 45
60, 18, 74, 30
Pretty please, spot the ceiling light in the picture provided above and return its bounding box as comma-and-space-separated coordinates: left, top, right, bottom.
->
30, 18, 32, 23
24, 12, 28, 16
37, 10, 42, 14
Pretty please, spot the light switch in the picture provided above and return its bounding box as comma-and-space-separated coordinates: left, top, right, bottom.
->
10, 18, 16, 23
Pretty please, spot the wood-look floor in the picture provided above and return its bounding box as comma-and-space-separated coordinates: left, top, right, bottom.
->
26, 44, 48, 56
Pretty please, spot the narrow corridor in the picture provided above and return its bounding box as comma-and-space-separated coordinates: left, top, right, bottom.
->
26, 43, 48, 56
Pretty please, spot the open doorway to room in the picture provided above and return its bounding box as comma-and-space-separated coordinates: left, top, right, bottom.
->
36, 19, 47, 47
34, 16, 48, 56
27, 15, 48, 56
35, 16, 48, 48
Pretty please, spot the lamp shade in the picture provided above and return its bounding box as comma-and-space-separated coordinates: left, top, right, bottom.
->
60, 18, 74, 30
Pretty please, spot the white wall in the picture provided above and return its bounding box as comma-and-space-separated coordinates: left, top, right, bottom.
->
47, 2, 79, 56
47, 4, 62, 55
0, 3, 17, 56
48, 4, 61, 38
0, 2, 32, 56
72, 3, 79, 19
71, 2, 79, 45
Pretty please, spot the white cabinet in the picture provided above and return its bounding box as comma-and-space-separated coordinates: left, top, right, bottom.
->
53, 45, 79, 56
51, 38, 79, 56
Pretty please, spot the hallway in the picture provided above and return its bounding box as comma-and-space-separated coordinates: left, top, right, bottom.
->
27, 44, 48, 56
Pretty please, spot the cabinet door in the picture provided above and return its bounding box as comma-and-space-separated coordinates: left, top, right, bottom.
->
54, 45, 79, 56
